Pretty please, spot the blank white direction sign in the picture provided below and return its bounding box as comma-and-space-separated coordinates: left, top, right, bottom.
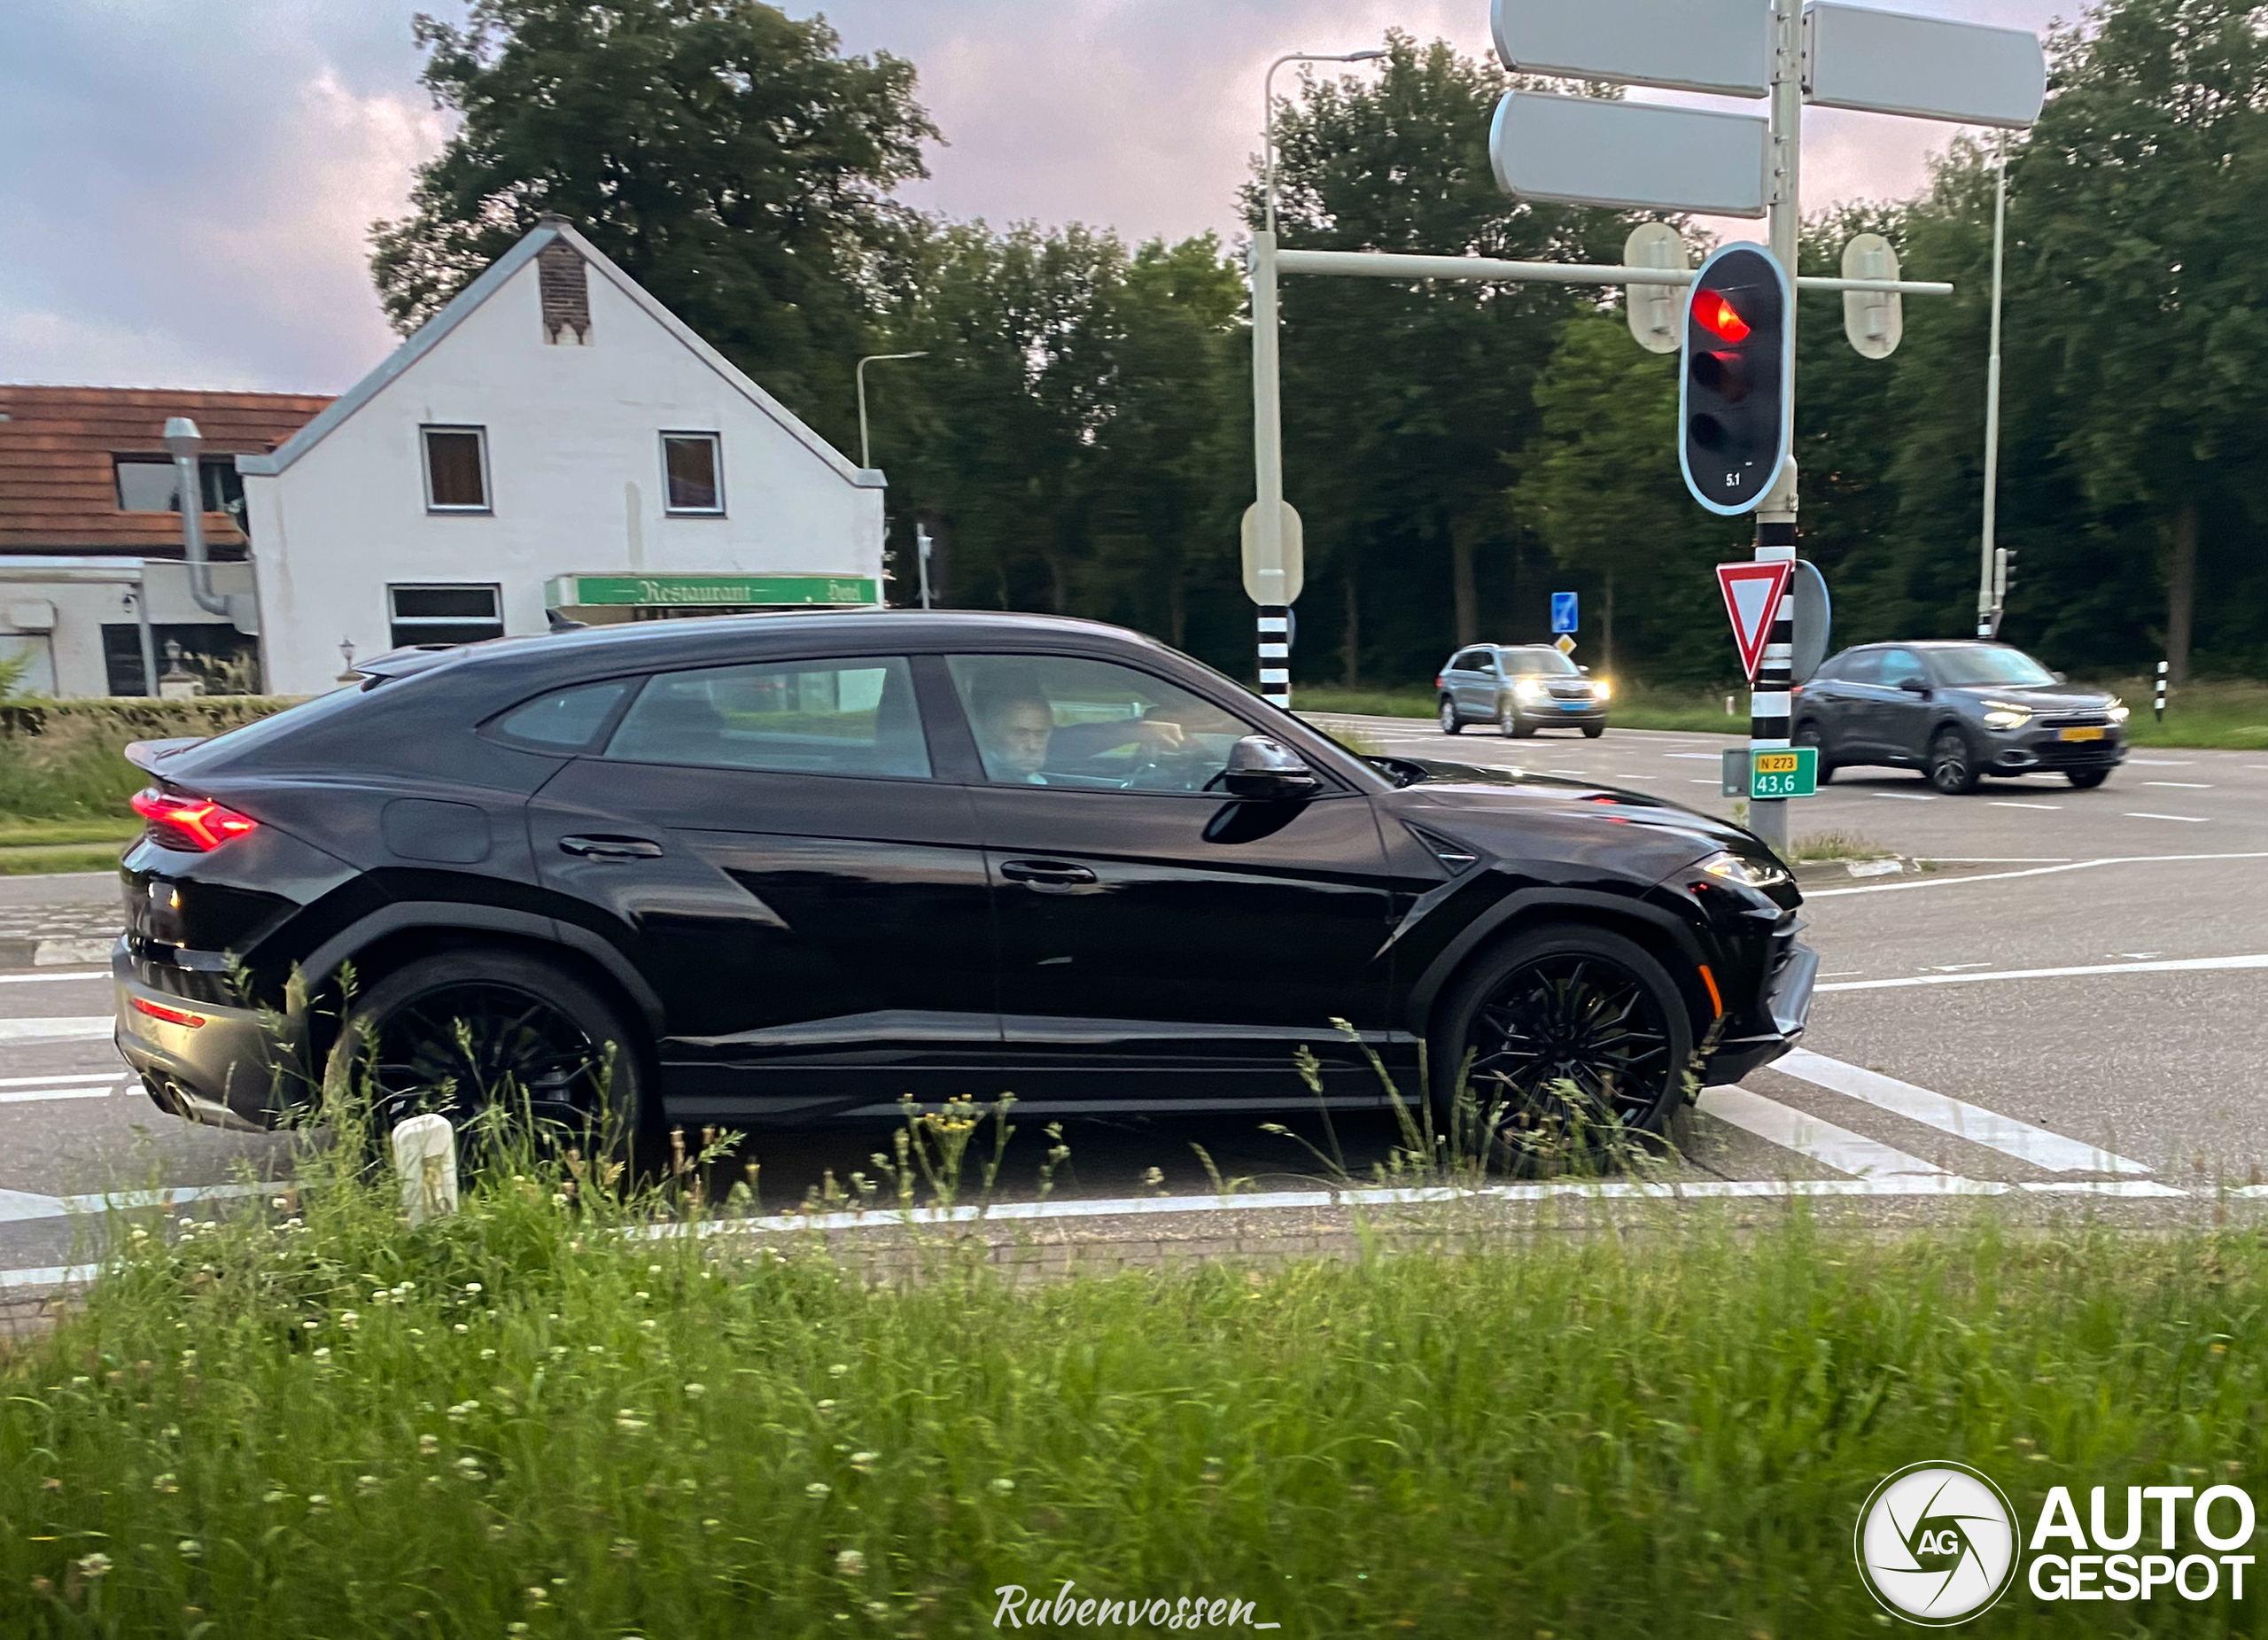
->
1804, 3, 2047, 128
1490, 92, 1770, 218
1491, 0, 1768, 98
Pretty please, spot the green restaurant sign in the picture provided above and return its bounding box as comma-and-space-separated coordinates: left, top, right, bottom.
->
544, 573, 880, 609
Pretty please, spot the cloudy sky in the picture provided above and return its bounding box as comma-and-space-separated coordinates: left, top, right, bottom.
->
1, 0, 2066, 396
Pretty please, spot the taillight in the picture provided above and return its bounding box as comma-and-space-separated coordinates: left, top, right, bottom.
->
131, 788, 260, 852
130, 995, 206, 1028
1434, 674, 1445, 689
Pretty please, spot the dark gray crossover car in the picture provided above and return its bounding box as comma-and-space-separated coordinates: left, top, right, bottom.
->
1792, 641, 2127, 794
1436, 644, 1609, 738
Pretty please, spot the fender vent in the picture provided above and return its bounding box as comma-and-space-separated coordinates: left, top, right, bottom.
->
1404, 823, 1480, 874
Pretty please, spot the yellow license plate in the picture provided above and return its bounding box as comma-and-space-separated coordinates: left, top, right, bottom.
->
2059, 726, 2105, 742
1752, 751, 1800, 773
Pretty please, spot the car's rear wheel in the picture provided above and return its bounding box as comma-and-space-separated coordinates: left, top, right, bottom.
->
2066, 767, 2111, 789
1794, 719, 1836, 783
1926, 727, 1980, 795
1439, 696, 1463, 735
1431, 925, 1694, 1170
329, 949, 656, 1162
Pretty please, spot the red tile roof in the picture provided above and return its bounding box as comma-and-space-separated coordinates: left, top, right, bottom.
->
0, 385, 332, 557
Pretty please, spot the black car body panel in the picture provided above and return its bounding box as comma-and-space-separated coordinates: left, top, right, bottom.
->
111, 611, 1812, 1129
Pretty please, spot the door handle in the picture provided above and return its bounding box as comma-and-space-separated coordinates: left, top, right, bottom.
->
998, 859, 1098, 886
558, 835, 664, 860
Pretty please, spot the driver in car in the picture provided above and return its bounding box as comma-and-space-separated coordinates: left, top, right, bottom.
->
973, 695, 1201, 786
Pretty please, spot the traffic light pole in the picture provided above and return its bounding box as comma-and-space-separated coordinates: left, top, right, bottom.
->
1976, 134, 2009, 637
1746, 0, 1806, 858
1248, 229, 1292, 709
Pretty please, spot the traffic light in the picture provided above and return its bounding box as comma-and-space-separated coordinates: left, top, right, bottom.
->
1680, 244, 1791, 516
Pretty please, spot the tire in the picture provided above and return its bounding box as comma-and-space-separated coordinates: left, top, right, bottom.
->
1439, 696, 1463, 735
328, 948, 657, 1163
1926, 727, 1981, 795
1581, 723, 1605, 740
1793, 719, 1836, 784
1430, 924, 1696, 1170
2066, 768, 2111, 789
1496, 696, 1519, 738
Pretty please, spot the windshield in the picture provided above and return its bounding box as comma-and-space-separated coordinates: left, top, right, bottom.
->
1930, 647, 2057, 688
1497, 648, 1579, 677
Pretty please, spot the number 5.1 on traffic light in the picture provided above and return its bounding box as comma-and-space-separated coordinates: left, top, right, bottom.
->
1680, 245, 1791, 517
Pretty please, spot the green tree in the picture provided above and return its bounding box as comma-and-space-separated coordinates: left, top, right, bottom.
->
369, 0, 935, 432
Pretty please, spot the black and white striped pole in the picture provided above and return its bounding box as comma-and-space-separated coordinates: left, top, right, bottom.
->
2155, 658, 2168, 723
1749, 462, 1798, 853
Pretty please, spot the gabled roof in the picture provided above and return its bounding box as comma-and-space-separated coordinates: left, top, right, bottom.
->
237, 221, 883, 490
0, 385, 332, 557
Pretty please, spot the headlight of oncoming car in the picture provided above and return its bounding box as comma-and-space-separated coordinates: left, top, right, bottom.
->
1514, 678, 1548, 702
2108, 701, 2131, 722
1699, 850, 1791, 890
1981, 701, 2032, 730
1592, 679, 1612, 701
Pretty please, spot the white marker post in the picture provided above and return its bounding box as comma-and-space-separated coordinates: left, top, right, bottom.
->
392, 1113, 459, 1227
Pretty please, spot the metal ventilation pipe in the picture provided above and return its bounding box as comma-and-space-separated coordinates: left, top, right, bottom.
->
161, 416, 234, 620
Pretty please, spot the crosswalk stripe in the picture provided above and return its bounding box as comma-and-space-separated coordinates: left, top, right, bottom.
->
1818, 952, 2268, 992
1695, 1086, 1948, 1178
1769, 1050, 2152, 1176
0, 1084, 120, 1105
0, 1017, 113, 1045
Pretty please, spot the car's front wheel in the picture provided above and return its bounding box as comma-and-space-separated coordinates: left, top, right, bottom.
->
1496, 697, 1527, 738
1581, 723, 1605, 740
1431, 925, 1694, 1170
328, 948, 656, 1162
2066, 767, 2112, 789
1926, 727, 1981, 795
1439, 696, 1463, 735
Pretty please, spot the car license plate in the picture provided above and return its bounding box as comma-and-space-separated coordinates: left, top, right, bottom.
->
2059, 726, 2105, 742
1559, 700, 1587, 710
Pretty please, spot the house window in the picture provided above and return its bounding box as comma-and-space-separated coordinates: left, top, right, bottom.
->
662, 432, 723, 514
389, 584, 503, 649
421, 426, 490, 511
114, 456, 245, 515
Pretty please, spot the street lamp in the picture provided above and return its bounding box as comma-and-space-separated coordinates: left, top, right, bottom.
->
855, 351, 928, 470
1262, 48, 1386, 236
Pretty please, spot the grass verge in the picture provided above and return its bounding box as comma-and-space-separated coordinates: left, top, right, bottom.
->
0, 843, 128, 877
6, 1132, 2268, 1636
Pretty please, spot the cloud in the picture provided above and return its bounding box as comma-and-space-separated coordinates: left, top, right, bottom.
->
3, 0, 2066, 392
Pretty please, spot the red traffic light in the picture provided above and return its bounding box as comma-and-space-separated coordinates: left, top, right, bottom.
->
1692, 290, 1751, 343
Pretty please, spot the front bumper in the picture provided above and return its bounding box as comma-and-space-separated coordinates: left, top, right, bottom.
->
113, 941, 293, 1130
1519, 699, 1609, 724
1987, 725, 2127, 773
1699, 935, 1818, 1085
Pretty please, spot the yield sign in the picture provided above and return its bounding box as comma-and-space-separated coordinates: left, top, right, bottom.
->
1716, 561, 1793, 680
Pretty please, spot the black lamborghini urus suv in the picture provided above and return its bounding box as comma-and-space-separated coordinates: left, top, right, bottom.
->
113, 612, 1814, 1149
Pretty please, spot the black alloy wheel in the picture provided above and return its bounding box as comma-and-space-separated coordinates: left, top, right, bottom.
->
1433, 926, 1694, 1167
1439, 696, 1463, 735
1793, 719, 1835, 783
330, 950, 651, 1154
1927, 727, 1980, 795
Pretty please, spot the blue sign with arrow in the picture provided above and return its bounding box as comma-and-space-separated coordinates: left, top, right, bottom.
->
1551, 592, 1579, 634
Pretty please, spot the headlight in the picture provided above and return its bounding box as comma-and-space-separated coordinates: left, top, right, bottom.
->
1699, 850, 1790, 890
1592, 679, 1612, 702
1514, 678, 1548, 702
2108, 701, 2130, 722
1981, 702, 2031, 730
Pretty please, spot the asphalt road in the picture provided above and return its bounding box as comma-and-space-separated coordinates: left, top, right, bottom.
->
4, 720, 2263, 1280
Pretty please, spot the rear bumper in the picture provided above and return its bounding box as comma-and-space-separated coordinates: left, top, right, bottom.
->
113, 942, 291, 1130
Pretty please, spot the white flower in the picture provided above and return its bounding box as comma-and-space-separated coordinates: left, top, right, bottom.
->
683, 1383, 706, 1399
418, 1434, 439, 1455
990, 1477, 1016, 1495
75, 1552, 112, 1579
827, 1363, 850, 1378
453, 1324, 469, 1335
806, 1481, 832, 1499
177, 1540, 202, 1558
313, 1348, 331, 1364
152, 1473, 177, 1494
357, 1475, 381, 1496
835, 1548, 867, 1576
815, 1399, 836, 1415
616, 1411, 649, 1433
307, 1494, 330, 1512
850, 1451, 878, 1473
338, 1311, 360, 1330
462, 1282, 482, 1295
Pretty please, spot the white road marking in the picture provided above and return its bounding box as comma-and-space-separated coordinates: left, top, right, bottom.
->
1665, 753, 1720, 760
1695, 1086, 1947, 1178
2129, 758, 2195, 766
0, 970, 108, 985
1820, 971, 1865, 978
1688, 779, 1718, 785
1806, 851, 2268, 898
1770, 1049, 2153, 1176
2145, 781, 2212, 789
2112, 952, 2164, 960
0, 1084, 119, 1105
0, 1072, 117, 1089
1990, 801, 2062, 811
1819, 952, 2268, 992
2124, 812, 2209, 823
1917, 962, 1991, 972
1873, 792, 1938, 801
1922, 856, 2074, 862
0, 1016, 113, 1045
0, 1180, 285, 1226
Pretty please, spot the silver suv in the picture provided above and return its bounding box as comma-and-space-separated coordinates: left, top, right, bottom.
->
1435, 644, 1610, 739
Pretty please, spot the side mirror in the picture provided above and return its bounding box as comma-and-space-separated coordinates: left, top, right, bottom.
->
2050, 670, 2067, 683
1577, 665, 1591, 674
1223, 735, 1320, 800
1896, 676, 1931, 696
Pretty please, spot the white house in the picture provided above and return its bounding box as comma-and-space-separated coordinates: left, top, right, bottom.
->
238, 217, 886, 696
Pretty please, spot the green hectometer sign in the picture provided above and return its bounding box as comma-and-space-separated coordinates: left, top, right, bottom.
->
1719, 745, 1820, 799
545, 574, 880, 609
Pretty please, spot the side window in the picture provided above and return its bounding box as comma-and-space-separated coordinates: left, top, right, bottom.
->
1879, 649, 1929, 688
1448, 649, 1481, 672
947, 654, 1256, 794
489, 680, 631, 750
1839, 650, 1884, 685
603, 656, 928, 779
